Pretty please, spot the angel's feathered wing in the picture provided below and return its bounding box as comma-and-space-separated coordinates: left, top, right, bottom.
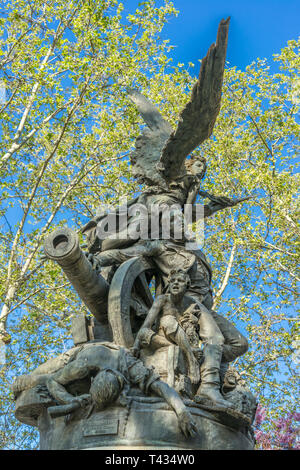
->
127, 88, 173, 187
128, 17, 230, 186
159, 17, 230, 182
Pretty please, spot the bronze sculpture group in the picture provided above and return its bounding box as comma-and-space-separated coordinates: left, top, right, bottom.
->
12, 18, 257, 449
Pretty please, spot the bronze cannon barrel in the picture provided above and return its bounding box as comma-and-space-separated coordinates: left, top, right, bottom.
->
44, 227, 109, 325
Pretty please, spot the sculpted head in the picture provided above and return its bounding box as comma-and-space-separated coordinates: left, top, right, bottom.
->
186, 155, 207, 180
168, 269, 190, 296
90, 369, 124, 410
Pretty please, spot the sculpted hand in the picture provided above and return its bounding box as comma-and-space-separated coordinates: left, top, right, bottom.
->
178, 409, 198, 438
227, 195, 253, 206
12, 375, 33, 394
185, 303, 200, 316
84, 253, 102, 272
72, 393, 92, 408
181, 312, 198, 325
181, 304, 199, 325
130, 338, 141, 358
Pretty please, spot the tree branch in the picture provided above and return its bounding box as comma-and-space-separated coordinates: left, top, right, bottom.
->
0, 20, 65, 169
213, 242, 237, 308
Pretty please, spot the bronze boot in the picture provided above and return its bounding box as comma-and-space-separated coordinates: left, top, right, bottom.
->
195, 343, 230, 408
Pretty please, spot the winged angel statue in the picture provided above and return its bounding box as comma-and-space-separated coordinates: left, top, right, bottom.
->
82, 17, 248, 257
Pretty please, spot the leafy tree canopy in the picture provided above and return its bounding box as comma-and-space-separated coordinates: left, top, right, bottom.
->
0, 0, 299, 449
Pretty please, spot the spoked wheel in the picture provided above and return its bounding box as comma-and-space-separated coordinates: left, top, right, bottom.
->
108, 257, 161, 348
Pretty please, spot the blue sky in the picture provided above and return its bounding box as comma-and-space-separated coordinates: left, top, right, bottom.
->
124, 0, 300, 72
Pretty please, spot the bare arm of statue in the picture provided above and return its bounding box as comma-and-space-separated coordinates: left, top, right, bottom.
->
131, 295, 165, 356
150, 380, 198, 438
12, 360, 94, 407
47, 359, 96, 406
191, 190, 252, 220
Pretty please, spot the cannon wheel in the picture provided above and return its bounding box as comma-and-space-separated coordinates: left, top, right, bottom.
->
108, 257, 160, 348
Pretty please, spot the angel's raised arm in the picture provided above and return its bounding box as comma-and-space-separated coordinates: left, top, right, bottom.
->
191, 190, 252, 220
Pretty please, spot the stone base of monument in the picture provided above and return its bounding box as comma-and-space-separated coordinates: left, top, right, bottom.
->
32, 396, 254, 450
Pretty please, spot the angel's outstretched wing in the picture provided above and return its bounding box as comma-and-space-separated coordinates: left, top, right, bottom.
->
127, 88, 173, 187
128, 17, 229, 187
158, 17, 230, 182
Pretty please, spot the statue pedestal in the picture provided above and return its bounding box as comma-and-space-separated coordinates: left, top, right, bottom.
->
36, 397, 254, 450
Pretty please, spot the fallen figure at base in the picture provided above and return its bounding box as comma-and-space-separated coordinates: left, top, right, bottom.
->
12, 341, 198, 439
